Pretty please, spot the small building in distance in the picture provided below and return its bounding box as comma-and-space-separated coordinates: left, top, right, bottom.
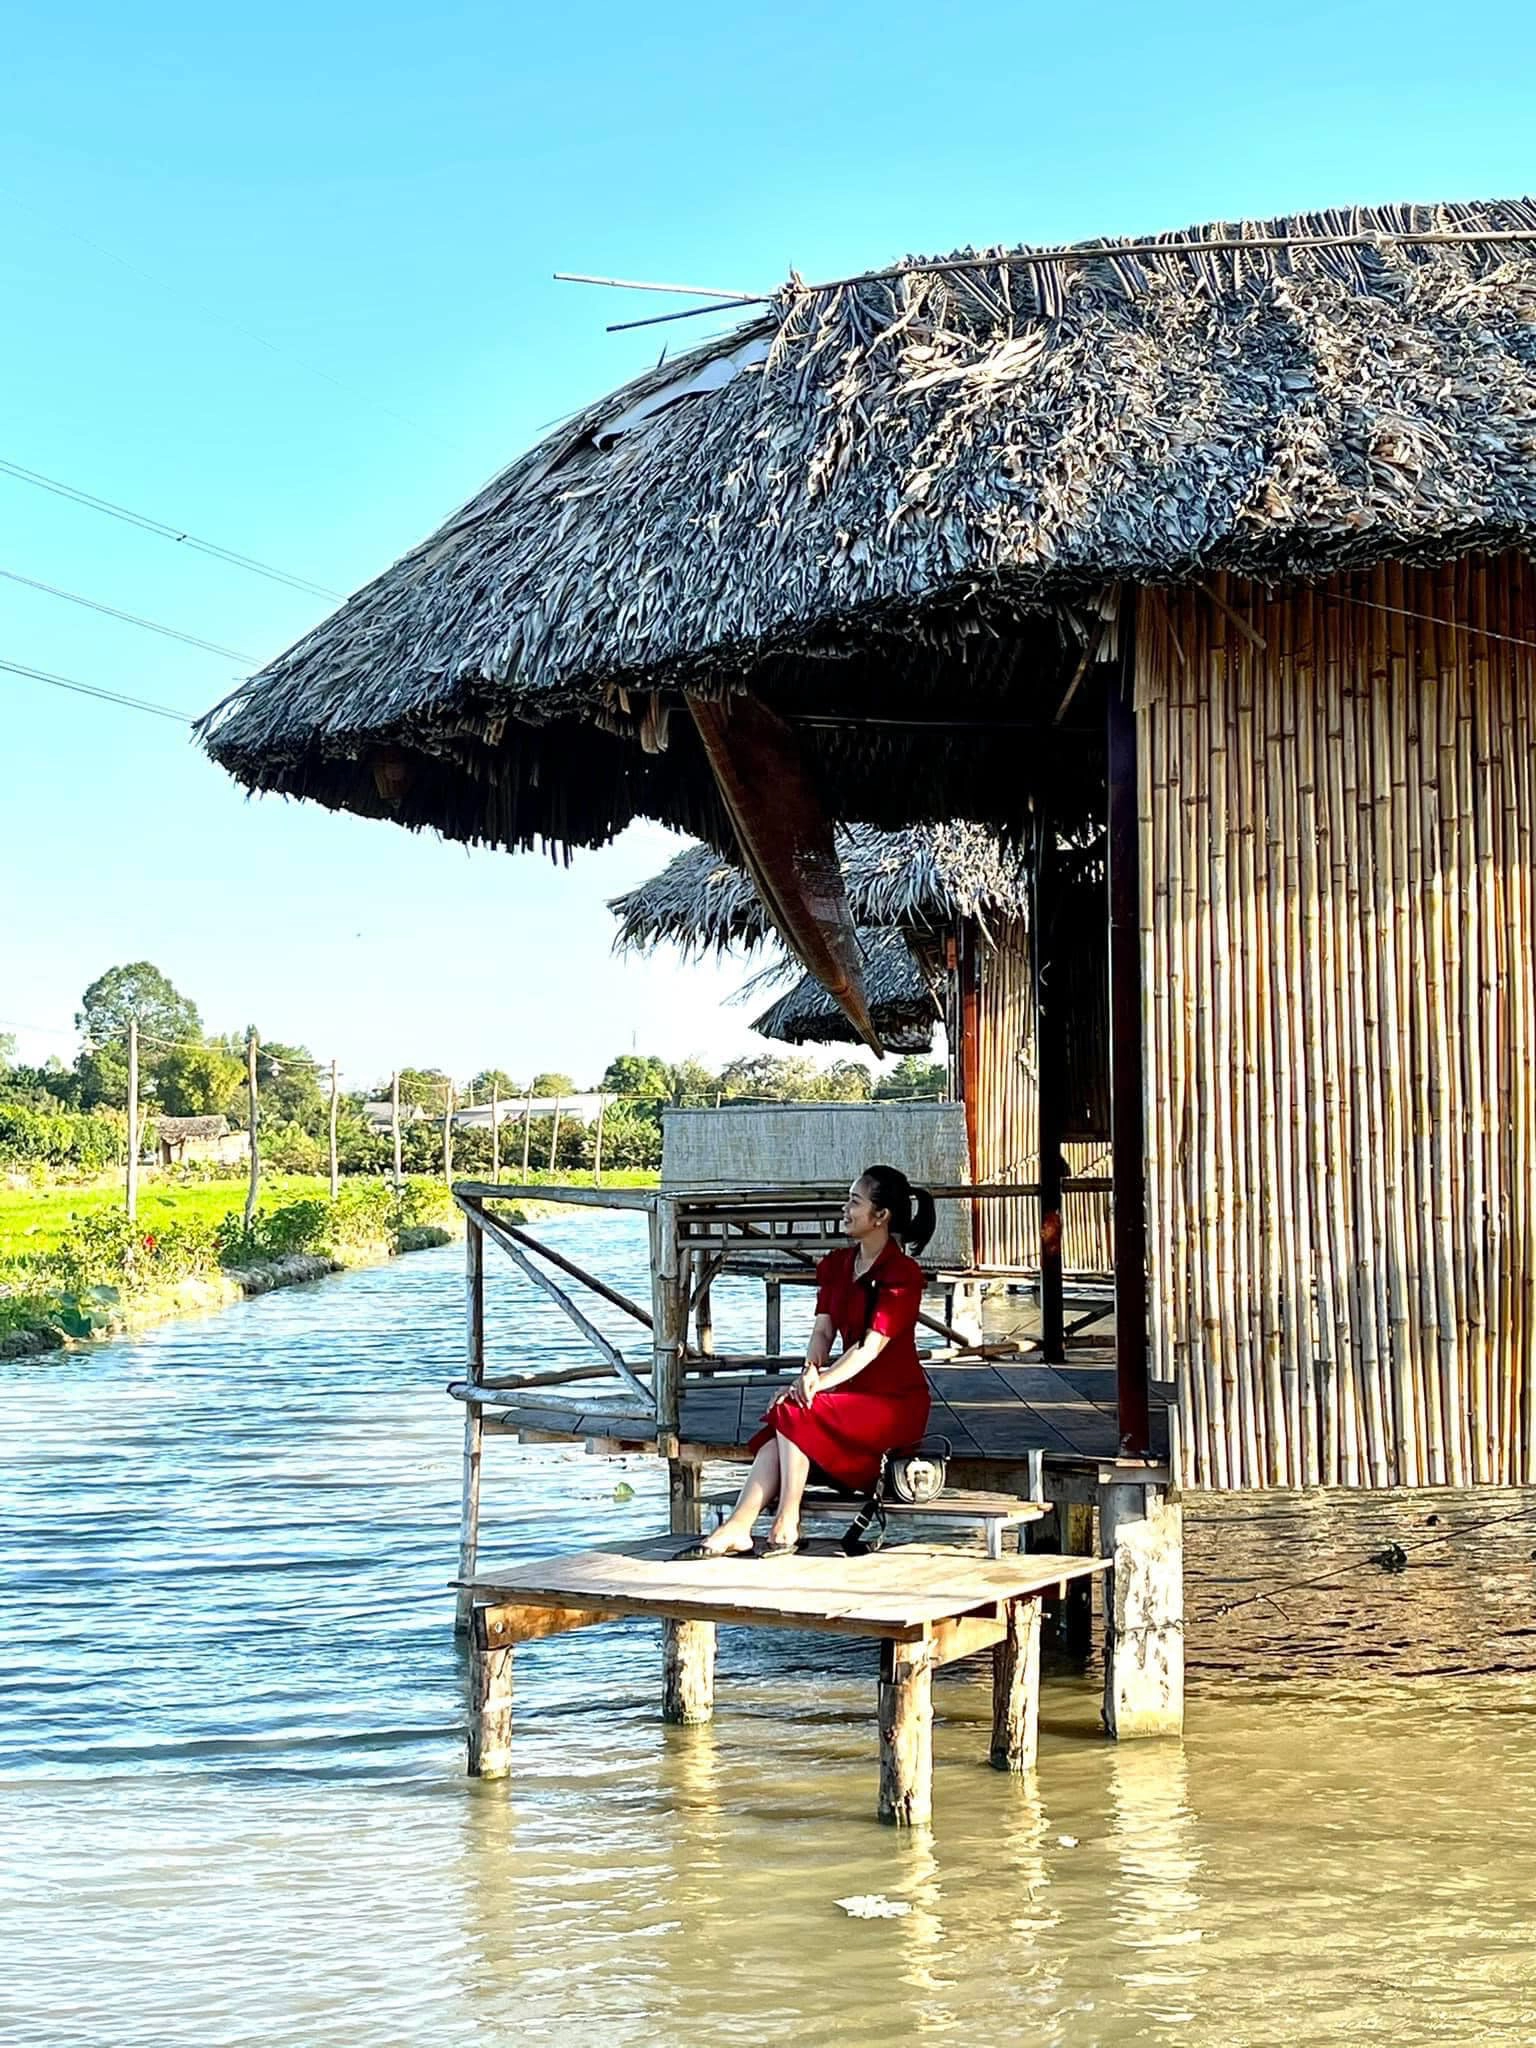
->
155, 1115, 248, 1168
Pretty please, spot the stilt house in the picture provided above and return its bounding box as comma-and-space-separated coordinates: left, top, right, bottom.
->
201, 197, 1536, 1675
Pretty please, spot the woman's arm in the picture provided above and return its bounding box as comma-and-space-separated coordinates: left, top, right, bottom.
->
812, 1329, 889, 1392
804, 1312, 835, 1370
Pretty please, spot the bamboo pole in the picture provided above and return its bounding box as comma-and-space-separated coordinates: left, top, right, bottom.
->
328, 1059, 339, 1201
594, 1095, 606, 1185
391, 1070, 402, 1193
443, 1079, 455, 1186
521, 1092, 532, 1178
548, 1098, 562, 1173
243, 1030, 260, 1231
125, 1017, 139, 1223
491, 1080, 501, 1182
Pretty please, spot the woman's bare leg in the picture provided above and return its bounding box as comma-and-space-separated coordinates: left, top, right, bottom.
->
699, 1439, 779, 1554
769, 1431, 812, 1547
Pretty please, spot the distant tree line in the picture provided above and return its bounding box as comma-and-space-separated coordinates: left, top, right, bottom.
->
0, 962, 949, 1175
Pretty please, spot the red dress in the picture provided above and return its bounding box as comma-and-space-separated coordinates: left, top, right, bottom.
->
748, 1239, 931, 1491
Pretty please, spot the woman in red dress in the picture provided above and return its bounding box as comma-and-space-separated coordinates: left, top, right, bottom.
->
681, 1165, 936, 1560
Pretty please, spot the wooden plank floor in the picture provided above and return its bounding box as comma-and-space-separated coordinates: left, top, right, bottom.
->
680, 1360, 1166, 1463
464, 1535, 1108, 1639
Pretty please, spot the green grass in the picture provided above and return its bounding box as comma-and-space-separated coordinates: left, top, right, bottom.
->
0, 1174, 333, 1279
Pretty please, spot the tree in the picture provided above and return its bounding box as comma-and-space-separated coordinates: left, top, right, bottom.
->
599, 1054, 672, 1099
806, 1059, 874, 1102
0, 1033, 14, 1069
155, 1042, 245, 1118
665, 1058, 720, 1106
75, 962, 202, 1108
469, 1068, 521, 1101
395, 1067, 452, 1109
529, 1071, 576, 1099
255, 1041, 328, 1130
874, 1056, 947, 1100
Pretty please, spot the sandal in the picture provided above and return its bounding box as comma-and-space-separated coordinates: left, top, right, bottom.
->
758, 1537, 809, 1559
673, 1538, 757, 1562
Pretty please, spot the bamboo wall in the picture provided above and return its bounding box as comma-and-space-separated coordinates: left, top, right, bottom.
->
1140, 556, 1536, 1490
951, 922, 1115, 1272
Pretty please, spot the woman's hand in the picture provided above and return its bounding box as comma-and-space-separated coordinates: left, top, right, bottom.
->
790, 1361, 822, 1409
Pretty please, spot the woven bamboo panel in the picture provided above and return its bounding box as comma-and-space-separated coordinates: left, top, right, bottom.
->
1140, 556, 1536, 1490
660, 1101, 973, 1269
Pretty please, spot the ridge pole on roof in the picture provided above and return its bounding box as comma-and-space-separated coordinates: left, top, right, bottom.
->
1107, 593, 1151, 1460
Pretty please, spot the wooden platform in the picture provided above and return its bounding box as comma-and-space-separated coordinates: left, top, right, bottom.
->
460, 1537, 1109, 1824
468, 1360, 1167, 1468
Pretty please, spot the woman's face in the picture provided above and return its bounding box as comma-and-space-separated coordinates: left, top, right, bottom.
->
842, 1179, 888, 1241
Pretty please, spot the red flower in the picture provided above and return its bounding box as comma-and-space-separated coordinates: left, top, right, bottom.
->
142, 1232, 158, 1251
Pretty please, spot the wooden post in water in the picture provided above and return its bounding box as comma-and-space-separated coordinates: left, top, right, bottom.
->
990, 1599, 1042, 1771
125, 1017, 139, 1223
548, 1098, 562, 1173
443, 1080, 455, 1186
456, 1215, 486, 1635
662, 1458, 715, 1723
491, 1080, 500, 1181
327, 1059, 339, 1200
391, 1071, 402, 1193
764, 1276, 782, 1360
1100, 1479, 1184, 1738
467, 1603, 512, 1777
878, 1638, 934, 1825
520, 1093, 532, 1179
243, 1030, 260, 1230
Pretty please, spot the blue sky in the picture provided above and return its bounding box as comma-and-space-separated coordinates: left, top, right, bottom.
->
4, 0, 1534, 1090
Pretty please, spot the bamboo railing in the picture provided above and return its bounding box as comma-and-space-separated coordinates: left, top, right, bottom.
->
1141, 556, 1536, 1490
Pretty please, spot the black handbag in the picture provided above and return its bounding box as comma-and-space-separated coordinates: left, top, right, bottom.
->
840, 1437, 951, 1555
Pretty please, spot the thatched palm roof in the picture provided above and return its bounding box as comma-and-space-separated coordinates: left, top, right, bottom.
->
750, 929, 938, 1053
610, 823, 1028, 957
155, 1115, 230, 1143
201, 196, 1536, 854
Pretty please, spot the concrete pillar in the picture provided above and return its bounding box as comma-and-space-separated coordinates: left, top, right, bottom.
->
1099, 1481, 1184, 1739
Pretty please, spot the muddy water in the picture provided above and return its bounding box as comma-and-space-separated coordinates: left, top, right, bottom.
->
5, 1220, 1535, 2047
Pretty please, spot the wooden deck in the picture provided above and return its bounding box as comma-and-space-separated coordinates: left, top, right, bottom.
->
460, 1536, 1110, 1822
470, 1357, 1167, 1468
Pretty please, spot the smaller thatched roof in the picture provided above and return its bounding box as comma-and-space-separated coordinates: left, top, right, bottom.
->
156, 1115, 230, 1143
610, 822, 1028, 958
751, 929, 939, 1052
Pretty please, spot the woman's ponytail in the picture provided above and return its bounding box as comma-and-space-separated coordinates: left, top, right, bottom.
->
860, 1163, 937, 1256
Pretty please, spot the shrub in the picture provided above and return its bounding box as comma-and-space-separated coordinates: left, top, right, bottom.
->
48, 1209, 218, 1290
0, 1104, 127, 1172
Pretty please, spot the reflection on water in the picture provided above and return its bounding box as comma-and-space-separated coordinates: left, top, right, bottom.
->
4, 1220, 1536, 2046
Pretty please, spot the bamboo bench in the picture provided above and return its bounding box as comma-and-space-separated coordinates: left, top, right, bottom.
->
460, 1537, 1109, 1825
701, 1487, 1049, 1558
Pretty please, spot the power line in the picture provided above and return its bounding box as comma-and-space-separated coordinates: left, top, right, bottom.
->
0, 565, 256, 662
0, 458, 342, 600
0, 657, 191, 724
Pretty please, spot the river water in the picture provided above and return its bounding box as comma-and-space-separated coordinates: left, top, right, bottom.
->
5, 1216, 1536, 2047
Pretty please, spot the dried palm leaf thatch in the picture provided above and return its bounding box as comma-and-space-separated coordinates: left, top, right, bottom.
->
200, 196, 1536, 853
610, 822, 1030, 957
750, 929, 939, 1053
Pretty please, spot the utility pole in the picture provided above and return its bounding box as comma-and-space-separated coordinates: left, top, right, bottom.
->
391, 1070, 402, 1192
244, 1030, 261, 1230
328, 1058, 339, 1200
443, 1079, 455, 1186
125, 1018, 139, 1222
491, 1079, 501, 1181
